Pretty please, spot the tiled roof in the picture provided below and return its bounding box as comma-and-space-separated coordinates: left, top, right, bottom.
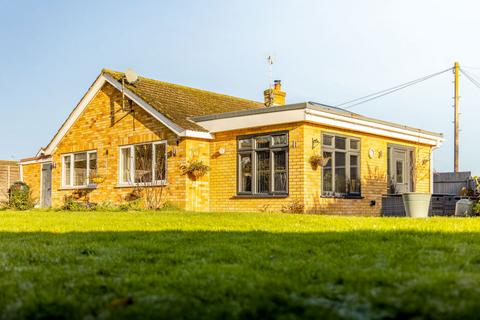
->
103, 69, 263, 132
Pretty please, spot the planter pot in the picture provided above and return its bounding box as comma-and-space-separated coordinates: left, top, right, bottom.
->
402, 192, 431, 218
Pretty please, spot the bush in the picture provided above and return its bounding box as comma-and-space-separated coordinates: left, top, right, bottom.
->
281, 199, 305, 214
8, 182, 35, 210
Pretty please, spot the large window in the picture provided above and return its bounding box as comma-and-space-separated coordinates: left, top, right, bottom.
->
119, 141, 167, 185
322, 134, 360, 197
237, 132, 288, 195
62, 151, 97, 187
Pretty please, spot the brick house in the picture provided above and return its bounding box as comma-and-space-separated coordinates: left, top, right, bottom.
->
20, 69, 443, 214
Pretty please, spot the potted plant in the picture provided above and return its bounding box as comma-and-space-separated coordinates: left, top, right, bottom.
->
180, 160, 210, 180
402, 157, 431, 218
309, 154, 330, 170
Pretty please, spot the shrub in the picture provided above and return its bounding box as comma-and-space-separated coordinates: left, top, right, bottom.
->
8, 182, 34, 210
281, 199, 305, 214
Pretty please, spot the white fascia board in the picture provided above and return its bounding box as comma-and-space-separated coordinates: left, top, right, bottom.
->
194, 109, 305, 133
103, 73, 184, 135
43, 73, 186, 156
305, 109, 443, 146
20, 157, 52, 166
178, 130, 214, 139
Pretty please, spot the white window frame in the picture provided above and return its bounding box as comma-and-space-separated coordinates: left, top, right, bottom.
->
321, 133, 361, 197
61, 150, 97, 188
118, 140, 168, 186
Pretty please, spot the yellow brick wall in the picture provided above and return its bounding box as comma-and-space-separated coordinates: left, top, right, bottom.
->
209, 123, 305, 213
49, 83, 189, 208
303, 123, 432, 216
21, 163, 41, 205
184, 138, 210, 212
208, 122, 432, 215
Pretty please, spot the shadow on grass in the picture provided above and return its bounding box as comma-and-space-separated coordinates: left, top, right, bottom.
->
1, 230, 480, 319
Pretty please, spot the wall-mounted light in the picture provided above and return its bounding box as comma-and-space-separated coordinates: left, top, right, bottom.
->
292, 140, 297, 149
218, 147, 226, 155
172, 147, 177, 157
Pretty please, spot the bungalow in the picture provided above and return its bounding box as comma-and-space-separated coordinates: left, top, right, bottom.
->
20, 69, 443, 214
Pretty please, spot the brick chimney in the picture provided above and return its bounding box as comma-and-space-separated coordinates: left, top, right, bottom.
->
264, 80, 286, 107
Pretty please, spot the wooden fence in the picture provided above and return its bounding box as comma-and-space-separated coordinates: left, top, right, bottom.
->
433, 171, 474, 195
0, 161, 20, 202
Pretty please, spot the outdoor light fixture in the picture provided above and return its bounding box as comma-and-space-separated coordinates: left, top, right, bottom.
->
218, 147, 225, 155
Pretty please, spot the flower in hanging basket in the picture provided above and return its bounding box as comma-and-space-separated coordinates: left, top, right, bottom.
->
309, 155, 331, 170
180, 160, 210, 180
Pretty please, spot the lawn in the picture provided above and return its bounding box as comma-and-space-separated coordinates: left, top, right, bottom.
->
1, 211, 480, 319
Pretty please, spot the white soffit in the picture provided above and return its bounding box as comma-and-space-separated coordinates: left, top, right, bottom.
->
194, 107, 443, 146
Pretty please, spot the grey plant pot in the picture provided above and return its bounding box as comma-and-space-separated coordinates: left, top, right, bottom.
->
402, 192, 431, 218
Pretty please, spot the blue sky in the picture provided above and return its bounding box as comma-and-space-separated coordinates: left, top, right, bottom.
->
1, 0, 479, 173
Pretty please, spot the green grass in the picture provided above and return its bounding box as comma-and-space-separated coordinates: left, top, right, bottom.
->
1, 211, 480, 319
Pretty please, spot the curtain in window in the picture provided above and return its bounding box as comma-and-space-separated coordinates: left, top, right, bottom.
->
64, 155, 71, 186
239, 154, 252, 192
121, 148, 132, 183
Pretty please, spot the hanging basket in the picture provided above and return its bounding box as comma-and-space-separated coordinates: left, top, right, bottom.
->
309, 155, 330, 169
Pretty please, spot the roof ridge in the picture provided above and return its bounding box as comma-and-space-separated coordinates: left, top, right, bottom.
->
102, 68, 262, 105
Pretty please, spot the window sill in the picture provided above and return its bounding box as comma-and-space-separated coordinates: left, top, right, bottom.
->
321, 194, 364, 200
233, 194, 289, 199
59, 185, 97, 191
115, 183, 167, 188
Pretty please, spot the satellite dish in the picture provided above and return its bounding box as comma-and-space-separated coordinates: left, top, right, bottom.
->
125, 68, 138, 84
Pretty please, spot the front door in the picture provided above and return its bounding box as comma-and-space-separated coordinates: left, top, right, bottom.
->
392, 149, 408, 193
388, 146, 412, 194
41, 163, 52, 208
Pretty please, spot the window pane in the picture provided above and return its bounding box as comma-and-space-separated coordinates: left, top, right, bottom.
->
396, 160, 403, 183
335, 152, 346, 193
335, 137, 346, 150
74, 153, 87, 186
121, 148, 132, 183
135, 144, 153, 183
273, 134, 288, 146
350, 139, 359, 150
349, 155, 360, 193
155, 144, 166, 181
239, 153, 252, 192
273, 150, 287, 192
322, 151, 332, 192
335, 151, 346, 167
89, 152, 97, 182
323, 135, 333, 146
256, 136, 270, 149
239, 139, 252, 149
64, 155, 71, 186
256, 150, 270, 193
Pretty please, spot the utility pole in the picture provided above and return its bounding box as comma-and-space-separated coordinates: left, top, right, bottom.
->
454, 61, 460, 173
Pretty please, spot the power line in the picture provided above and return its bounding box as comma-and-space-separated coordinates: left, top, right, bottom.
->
460, 68, 480, 90
335, 67, 452, 110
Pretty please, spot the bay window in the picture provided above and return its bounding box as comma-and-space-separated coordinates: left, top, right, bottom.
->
62, 151, 97, 187
322, 133, 361, 197
119, 141, 167, 185
237, 132, 288, 196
